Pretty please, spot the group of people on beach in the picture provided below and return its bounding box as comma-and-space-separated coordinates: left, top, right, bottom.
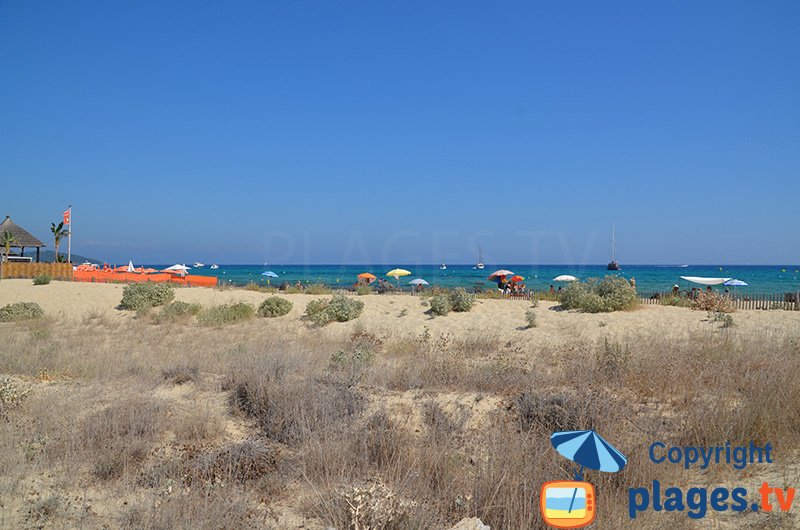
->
496, 278, 526, 295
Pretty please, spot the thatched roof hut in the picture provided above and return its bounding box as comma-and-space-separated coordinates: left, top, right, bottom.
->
0, 216, 46, 262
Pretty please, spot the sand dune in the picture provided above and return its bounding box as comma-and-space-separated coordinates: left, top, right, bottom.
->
2, 279, 798, 346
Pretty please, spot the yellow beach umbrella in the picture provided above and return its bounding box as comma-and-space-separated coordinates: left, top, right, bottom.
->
386, 268, 411, 287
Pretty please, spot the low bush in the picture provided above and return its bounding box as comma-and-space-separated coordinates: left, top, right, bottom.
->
153, 301, 201, 324
712, 311, 735, 328
305, 283, 333, 295
198, 303, 255, 326
596, 338, 630, 377
429, 294, 451, 316
258, 296, 293, 318
659, 296, 692, 308
559, 276, 638, 313
356, 285, 374, 296
448, 287, 475, 312
692, 291, 735, 313
33, 274, 52, 286
304, 294, 363, 326
525, 309, 538, 328
120, 283, 174, 311
0, 302, 44, 322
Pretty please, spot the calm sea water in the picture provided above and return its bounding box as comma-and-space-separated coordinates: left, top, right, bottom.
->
146, 264, 800, 294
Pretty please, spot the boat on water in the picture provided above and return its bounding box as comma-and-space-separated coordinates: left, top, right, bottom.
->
193, 262, 205, 268
210, 264, 219, 269
607, 223, 621, 271
475, 246, 485, 270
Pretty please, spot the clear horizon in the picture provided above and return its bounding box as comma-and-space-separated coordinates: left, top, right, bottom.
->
2, 1, 799, 264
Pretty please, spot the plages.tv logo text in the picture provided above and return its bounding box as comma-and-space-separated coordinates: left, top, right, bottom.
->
629, 441, 796, 520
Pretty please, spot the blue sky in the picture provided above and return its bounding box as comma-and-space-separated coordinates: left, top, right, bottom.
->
1, 1, 798, 264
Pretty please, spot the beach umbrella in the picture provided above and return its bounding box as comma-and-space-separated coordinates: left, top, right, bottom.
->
553, 275, 578, 282
142, 268, 158, 274
510, 275, 525, 283
162, 264, 190, 277
357, 272, 377, 284
551, 430, 627, 476
724, 279, 748, 286
551, 429, 628, 512
262, 270, 278, 285
386, 268, 411, 287
409, 278, 429, 285
488, 269, 514, 280
126, 260, 135, 273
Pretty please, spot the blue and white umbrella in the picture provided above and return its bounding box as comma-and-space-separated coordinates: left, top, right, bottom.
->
550, 430, 627, 478
409, 278, 429, 286
261, 271, 278, 284
723, 279, 748, 286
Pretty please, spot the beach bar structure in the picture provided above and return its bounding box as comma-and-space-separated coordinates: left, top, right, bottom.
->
0, 216, 45, 262
0, 215, 75, 280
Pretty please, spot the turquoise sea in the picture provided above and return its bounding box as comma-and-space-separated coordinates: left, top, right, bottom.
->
146, 264, 800, 295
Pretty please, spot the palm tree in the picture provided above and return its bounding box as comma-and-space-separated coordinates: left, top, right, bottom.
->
1, 230, 17, 261
50, 222, 69, 263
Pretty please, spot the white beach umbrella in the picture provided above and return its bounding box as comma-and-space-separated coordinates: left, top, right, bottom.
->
680, 276, 731, 286
409, 278, 429, 285
162, 264, 190, 277
126, 260, 135, 273
553, 275, 578, 282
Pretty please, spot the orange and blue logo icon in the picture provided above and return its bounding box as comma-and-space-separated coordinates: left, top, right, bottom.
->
540, 480, 596, 528
541, 430, 627, 529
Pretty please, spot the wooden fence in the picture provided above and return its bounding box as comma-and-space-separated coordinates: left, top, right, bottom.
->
0, 261, 74, 280
638, 291, 800, 311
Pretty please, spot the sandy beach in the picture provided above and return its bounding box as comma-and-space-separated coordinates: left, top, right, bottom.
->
1, 279, 798, 345
2, 279, 800, 529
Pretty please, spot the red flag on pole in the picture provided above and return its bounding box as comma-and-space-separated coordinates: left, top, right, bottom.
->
63, 209, 70, 225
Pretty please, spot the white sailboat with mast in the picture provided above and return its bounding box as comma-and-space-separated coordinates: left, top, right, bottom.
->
607, 223, 620, 271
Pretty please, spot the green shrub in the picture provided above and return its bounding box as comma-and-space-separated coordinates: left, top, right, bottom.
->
257, 297, 293, 318
305, 283, 333, 295
198, 303, 255, 326
154, 301, 201, 324
525, 309, 538, 328
33, 274, 52, 286
712, 311, 735, 328
355, 285, 374, 296
559, 276, 638, 313
448, 287, 475, 312
303, 294, 363, 326
120, 283, 175, 311
660, 296, 692, 308
429, 295, 451, 316
0, 302, 44, 322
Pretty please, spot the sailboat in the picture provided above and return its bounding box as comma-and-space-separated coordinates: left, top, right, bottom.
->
607, 223, 621, 271
440, 263, 447, 270
475, 246, 485, 270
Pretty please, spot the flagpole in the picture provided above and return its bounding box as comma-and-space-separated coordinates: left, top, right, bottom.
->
67, 205, 72, 264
